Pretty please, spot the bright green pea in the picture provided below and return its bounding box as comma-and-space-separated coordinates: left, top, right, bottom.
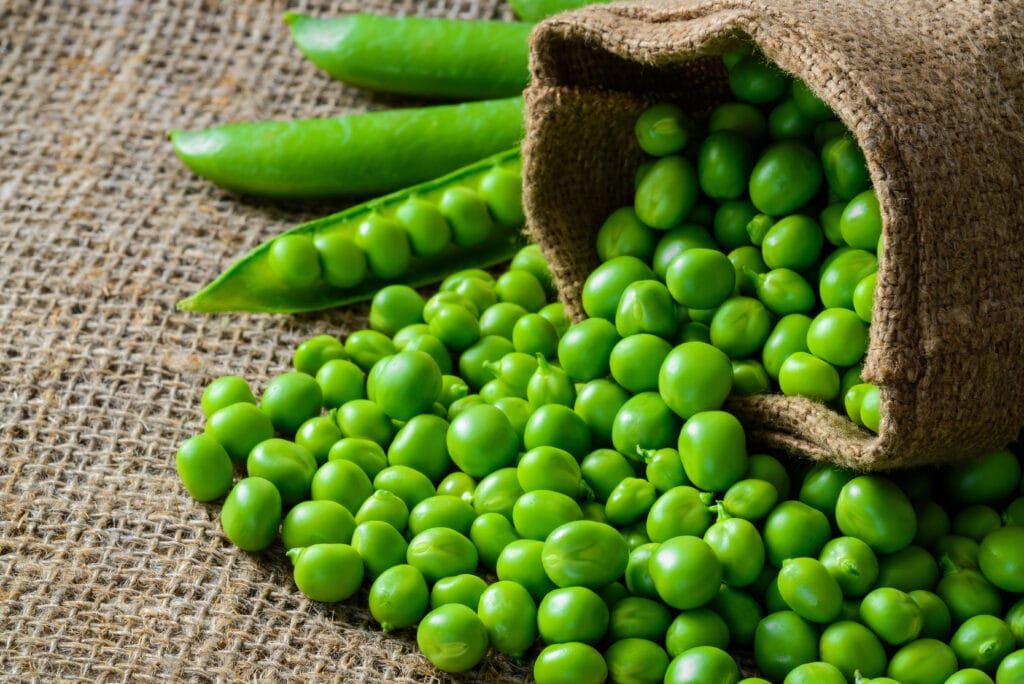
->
344, 329, 396, 372
580, 448, 636, 503
762, 313, 811, 380
768, 97, 816, 141
478, 301, 528, 340
386, 414, 450, 484
710, 296, 771, 359
557, 318, 620, 382
428, 302, 480, 351
335, 398, 395, 447
293, 335, 348, 377
518, 446, 585, 497
818, 536, 879, 597
749, 141, 823, 215
534, 642, 608, 684
820, 202, 847, 247
731, 359, 771, 395
394, 197, 450, 257
653, 224, 719, 278
583, 256, 657, 320
606, 595, 673, 643
401, 332, 453, 375
612, 392, 680, 457
783, 662, 845, 684
677, 410, 747, 492
424, 290, 478, 322
327, 437, 387, 478
438, 186, 492, 248
470, 512, 519, 569
510, 243, 554, 294
762, 215, 824, 271
708, 101, 768, 141
416, 604, 489, 673
367, 350, 445, 421
354, 214, 410, 279
315, 358, 366, 409
527, 355, 576, 409
512, 312, 559, 359
268, 233, 321, 287
459, 335, 514, 389
836, 475, 917, 553
819, 248, 878, 310
764, 500, 832, 567
446, 403, 517, 477
368, 285, 424, 337
496, 268, 547, 313
311, 457, 373, 513
658, 341, 733, 419
288, 543, 363, 603
435, 471, 475, 505
745, 213, 774, 246
729, 53, 790, 103
176, 433, 234, 501
406, 527, 478, 583
635, 103, 691, 156
354, 489, 409, 530
539, 302, 570, 337
665, 248, 736, 310
665, 608, 729, 657
373, 464, 435, 511
479, 166, 525, 227
840, 189, 882, 250
314, 233, 367, 289
201, 375, 257, 417
635, 155, 699, 229
754, 611, 820, 681
753, 268, 815, 315
604, 638, 670, 684
853, 272, 877, 322
821, 135, 870, 200
729, 245, 769, 296
609, 334, 671, 394
778, 352, 840, 402
886, 639, 958, 684
513, 489, 583, 540
497, 538, 557, 602
650, 536, 723, 610
819, 621, 887, 680
542, 520, 629, 589
477, 580, 538, 659
597, 206, 658, 262
295, 415, 342, 465
281, 499, 355, 550
351, 519, 409, 578
486, 350, 538, 396
472, 467, 523, 520
722, 478, 778, 522
369, 563, 429, 631
246, 438, 317, 507
606, 477, 658, 526
777, 557, 843, 623
220, 476, 281, 551
704, 512, 765, 587
259, 371, 323, 435
407, 494, 476, 537
615, 279, 677, 338
575, 380, 629, 446
538, 586, 609, 645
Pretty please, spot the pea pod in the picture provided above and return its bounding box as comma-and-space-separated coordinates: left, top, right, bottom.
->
286, 14, 532, 100
179, 149, 525, 313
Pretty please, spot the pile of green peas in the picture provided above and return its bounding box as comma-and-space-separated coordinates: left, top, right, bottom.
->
593, 45, 883, 432
175, 48, 1024, 684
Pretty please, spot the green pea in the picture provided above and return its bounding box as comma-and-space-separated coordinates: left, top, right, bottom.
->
764, 500, 832, 567
344, 329, 396, 372
201, 375, 257, 417
658, 341, 733, 419
819, 621, 887, 680
220, 477, 281, 551
839, 189, 882, 250
768, 97, 816, 141
293, 336, 349, 377
853, 272, 877, 323
246, 438, 317, 507
646, 485, 714, 542
406, 527, 478, 583
704, 512, 765, 588
368, 285, 424, 337
366, 351, 442, 422
612, 392, 680, 457
783, 662, 845, 684
653, 224, 719, 278
527, 355, 576, 409
353, 215, 411, 279
491, 395, 531, 447
295, 415, 342, 466
604, 638, 670, 684
710, 296, 771, 359
778, 352, 840, 402
512, 312, 559, 359
752, 268, 815, 315
538, 302, 571, 337
886, 639, 958, 684
876, 544, 939, 593
761, 313, 811, 380
698, 130, 754, 199
819, 248, 878, 310
351, 520, 408, 578
574, 380, 629, 446
311, 457, 373, 513
327, 437, 387, 479
607, 334, 669, 394
678, 410, 748, 493
713, 199, 758, 251
472, 467, 523, 520
335, 399, 395, 447
710, 585, 763, 648
287, 543, 363, 603
176, 433, 234, 501
384, 414, 450, 484
597, 206, 658, 262
267, 233, 321, 288
664, 608, 729, 657
950, 615, 1014, 673
754, 611, 820, 681
315, 359, 366, 410
604, 477, 656, 526
731, 359, 771, 395
649, 536, 722, 610
819, 202, 847, 247
729, 53, 790, 103
665, 248, 736, 310
446, 403, 517, 477
943, 446, 1022, 507
821, 135, 870, 200
542, 520, 629, 589
435, 471, 475, 505
642, 447, 687, 494
470, 511, 519, 569
369, 563, 429, 631
777, 557, 843, 623
533, 642, 607, 684
416, 604, 489, 673
393, 197, 450, 257
583, 256, 656, 320
407, 494, 476, 537
438, 186, 492, 248
354, 489, 409, 530
745, 213, 774, 246
762, 215, 824, 271
518, 446, 585, 497
536, 586, 609, 645
579, 448, 635, 503
607, 595, 673, 642
836, 475, 917, 553
749, 141, 823, 215
722, 478, 778, 522
635, 103, 691, 156
635, 154, 699, 230
510, 243, 554, 295
477, 580, 538, 659
457, 336, 513, 390
497, 538, 557, 602
979, 525, 1024, 592
281, 499, 355, 551
513, 490, 583, 540
258, 372, 324, 435
479, 166, 525, 227
428, 302, 480, 351
478, 301, 528, 340
554, 318, 618, 383
818, 536, 879, 597
495, 268, 547, 313
709, 101, 767, 142
373, 464, 435, 510
729, 245, 769, 296
314, 233, 367, 289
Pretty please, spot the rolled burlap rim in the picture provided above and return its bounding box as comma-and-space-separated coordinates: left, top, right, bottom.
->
522, 0, 1024, 470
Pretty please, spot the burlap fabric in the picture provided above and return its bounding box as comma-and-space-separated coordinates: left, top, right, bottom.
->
523, 0, 1024, 470
0, 1, 530, 680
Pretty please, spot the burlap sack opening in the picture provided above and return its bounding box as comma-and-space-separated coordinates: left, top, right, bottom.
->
523, 0, 1024, 471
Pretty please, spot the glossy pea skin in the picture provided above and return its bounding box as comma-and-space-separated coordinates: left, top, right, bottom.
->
634, 103, 691, 156
393, 197, 451, 258
206, 402, 275, 465
610, 391, 677, 457
470, 512, 519, 569
480, 166, 525, 227
752, 268, 816, 315
407, 494, 476, 538
512, 313, 559, 359
821, 135, 870, 200
836, 475, 917, 553
354, 489, 409, 530
486, 351, 538, 396
820, 621, 888, 680
446, 403, 517, 477
729, 54, 789, 104
518, 446, 584, 498
579, 448, 636, 503
609, 334, 671, 394
351, 520, 409, 578
764, 500, 832, 567
606, 477, 658, 527
754, 611, 820, 681
246, 438, 317, 507
328, 437, 387, 479
698, 130, 754, 199
665, 248, 736, 310
435, 471, 475, 504
778, 351, 840, 402
678, 410, 748, 493
635, 155, 699, 229
653, 224, 719, 278
777, 557, 843, 623
294, 336, 348, 377
495, 269, 547, 313
767, 98, 816, 142
539, 302, 571, 337
658, 341, 733, 420
783, 662, 845, 684
430, 572, 487, 610
943, 447, 1022, 507
710, 296, 771, 360
807, 307, 869, 368
458, 336, 513, 390
472, 467, 523, 520
176, 434, 234, 501
614, 280, 678, 339
649, 536, 722, 610
368, 285, 425, 338
477, 580, 538, 659
840, 189, 883, 250
315, 233, 367, 289
353, 215, 411, 280
607, 595, 673, 643
604, 637, 670, 684
748, 141, 823, 216
761, 215, 824, 272
533, 642, 608, 684
979, 526, 1024, 592
513, 490, 583, 540
220, 477, 282, 551
951, 615, 1015, 673
819, 248, 878, 310
799, 463, 855, 519
664, 645, 740, 684
597, 206, 658, 262
723, 478, 778, 522
542, 520, 629, 589
886, 639, 958, 684
416, 604, 489, 674
859, 586, 923, 645
537, 586, 609, 645
498, 538, 557, 602
369, 563, 429, 631
527, 356, 576, 409
557, 318, 620, 382
479, 301, 528, 340
705, 514, 765, 587
201, 375, 257, 417
288, 543, 364, 603
295, 416, 342, 466
436, 186, 492, 248
405, 527, 478, 583
281, 499, 356, 550
344, 330, 397, 372
646, 486, 714, 542
574, 380, 629, 447
428, 303, 480, 352
762, 313, 812, 380
315, 359, 366, 410
644, 447, 688, 493
997, 649, 1024, 683
665, 608, 729, 657
818, 536, 879, 597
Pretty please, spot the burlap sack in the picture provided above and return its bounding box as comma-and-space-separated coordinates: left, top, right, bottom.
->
523, 0, 1024, 470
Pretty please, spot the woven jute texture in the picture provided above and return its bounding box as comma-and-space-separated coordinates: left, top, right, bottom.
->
0, 1, 530, 681
523, 0, 1024, 471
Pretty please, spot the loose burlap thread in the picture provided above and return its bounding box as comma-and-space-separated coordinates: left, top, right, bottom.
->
0, 1, 530, 681
523, 0, 1024, 470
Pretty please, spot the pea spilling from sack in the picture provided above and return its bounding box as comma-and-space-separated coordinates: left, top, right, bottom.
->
177, 50, 1024, 683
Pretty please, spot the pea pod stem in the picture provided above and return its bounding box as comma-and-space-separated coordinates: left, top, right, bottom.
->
170, 97, 524, 200
178, 149, 525, 314
285, 13, 533, 101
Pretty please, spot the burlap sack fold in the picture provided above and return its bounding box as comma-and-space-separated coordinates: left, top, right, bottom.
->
523, 0, 1024, 470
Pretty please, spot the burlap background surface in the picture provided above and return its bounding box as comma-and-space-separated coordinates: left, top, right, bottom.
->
0, 1, 530, 680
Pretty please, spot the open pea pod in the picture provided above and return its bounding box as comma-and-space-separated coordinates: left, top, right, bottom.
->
178, 148, 525, 314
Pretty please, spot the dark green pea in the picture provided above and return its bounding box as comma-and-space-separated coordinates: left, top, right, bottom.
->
953, 504, 1002, 542
814, 121, 850, 148
335, 399, 395, 447
713, 199, 757, 251
819, 201, 847, 247
635, 155, 699, 229
729, 53, 790, 103
752, 268, 815, 315
840, 363, 866, 400
542, 519, 629, 589
220, 476, 282, 551
428, 302, 480, 351
416, 604, 489, 674
597, 206, 658, 262
373, 464, 435, 510
394, 197, 451, 257
281, 499, 356, 550
354, 214, 411, 279
836, 475, 917, 553
473, 467, 523, 521
351, 519, 408, 578
943, 446, 1022, 507
911, 499, 950, 548
749, 141, 823, 216
664, 611, 725, 660
295, 415, 342, 466
268, 233, 320, 288
470, 511, 519, 569
478, 580, 538, 659
652, 224, 719, 279
646, 486, 715, 542
731, 359, 771, 395
746, 213, 775, 246
479, 166, 525, 227
512, 313, 559, 359
609, 334, 672, 394
354, 489, 409, 530
746, 453, 792, 500
821, 135, 870, 200
709, 101, 767, 142
754, 611, 820, 681
723, 478, 778, 522
613, 392, 680, 457
767, 97, 816, 141
764, 500, 832, 567
819, 248, 877, 310
818, 536, 879, 598
201, 375, 256, 417
510, 243, 554, 295
575, 380, 629, 446
729, 245, 769, 296
497, 538, 557, 602
790, 80, 832, 122
710, 585, 763, 648
698, 130, 754, 199
315, 359, 366, 410
937, 566, 1003, 626
557, 318, 620, 382
176, 433, 234, 501
369, 285, 425, 337
438, 186, 492, 247
314, 233, 367, 289
635, 103, 691, 156
327, 437, 387, 478
513, 489, 583, 540
877, 545, 939, 592
622, 521, 652, 552
246, 438, 317, 507
311, 457, 373, 513
935, 534, 981, 570
478, 301, 528, 340
581, 501, 608, 523
344, 329, 396, 372
710, 296, 771, 359
495, 268, 547, 313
